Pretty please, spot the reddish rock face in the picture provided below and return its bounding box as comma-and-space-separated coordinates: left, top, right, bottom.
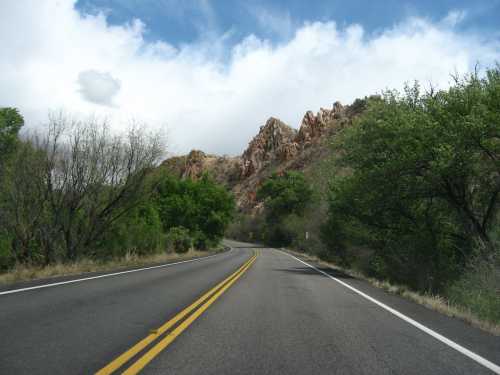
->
295, 102, 344, 147
162, 149, 241, 186
161, 101, 354, 212
239, 117, 298, 178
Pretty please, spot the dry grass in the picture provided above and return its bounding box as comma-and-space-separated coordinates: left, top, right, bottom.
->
284, 248, 500, 336
0, 249, 222, 286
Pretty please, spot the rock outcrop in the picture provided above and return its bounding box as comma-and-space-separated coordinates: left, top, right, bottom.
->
160, 150, 241, 187
240, 117, 298, 178
295, 101, 344, 147
161, 101, 357, 212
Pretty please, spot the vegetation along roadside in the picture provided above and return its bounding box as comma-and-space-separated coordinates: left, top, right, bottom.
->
0, 109, 235, 285
227, 67, 500, 335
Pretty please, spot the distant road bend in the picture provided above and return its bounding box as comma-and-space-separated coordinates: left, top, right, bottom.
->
0, 240, 499, 374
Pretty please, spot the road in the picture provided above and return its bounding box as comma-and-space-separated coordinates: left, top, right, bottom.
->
0, 240, 499, 374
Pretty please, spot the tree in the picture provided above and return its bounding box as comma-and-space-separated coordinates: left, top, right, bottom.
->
96, 200, 166, 258
324, 68, 500, 290
0, 108, 23, 157
0, 141, 51, 264
155, 173, 234, 249
257, 171, 313, 245
0, 108, 25, 268
1, 113, 165, 263
257, 171, 313, 220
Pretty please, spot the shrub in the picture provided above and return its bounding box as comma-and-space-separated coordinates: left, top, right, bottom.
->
257, 171, 313, 221
446, 258, 500, 324
225, 213, 266, 243
156, 173, 234, 248
166, 227, 192, 253
257, 171, 313, 247
96, 202, 166, 258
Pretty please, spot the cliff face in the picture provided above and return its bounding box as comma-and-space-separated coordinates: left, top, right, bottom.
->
161, 101, 354, 212
239, 117, 297, 178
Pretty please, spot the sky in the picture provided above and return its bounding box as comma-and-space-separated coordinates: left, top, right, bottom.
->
1, 1, 500, 155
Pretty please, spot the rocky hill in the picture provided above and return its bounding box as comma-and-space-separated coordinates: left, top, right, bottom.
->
161, 100, 362, 212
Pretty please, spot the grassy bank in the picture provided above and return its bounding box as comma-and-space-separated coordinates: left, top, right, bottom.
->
0, 248, 225, 286
284, 248, 500, 336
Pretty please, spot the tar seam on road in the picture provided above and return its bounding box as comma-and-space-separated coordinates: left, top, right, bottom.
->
96, 251, 257, 375
277, 249, 500, 374
0, 249, 232, 296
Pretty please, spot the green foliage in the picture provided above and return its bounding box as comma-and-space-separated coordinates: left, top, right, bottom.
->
0, 231, 14, 270
96, 202, 166, 258
156, 173, 235, 249
225, 213, 267, 243
0, 112, 168, 267
447, 255, 500, 324
256, 171, 313, 246
323, 68, 500, 291
257, 171, 313, 220
0, 110, 232, 270
0, 108, 23, 157
0, 140, 52, 265
165, 226, 192, 253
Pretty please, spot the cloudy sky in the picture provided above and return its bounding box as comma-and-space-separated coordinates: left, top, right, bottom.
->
1, 1, 499, 155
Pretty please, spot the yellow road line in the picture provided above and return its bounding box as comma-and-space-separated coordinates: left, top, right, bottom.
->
95, 253, 256, 375
122, 254, 258, 375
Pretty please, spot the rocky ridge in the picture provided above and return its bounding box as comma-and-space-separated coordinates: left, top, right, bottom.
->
161, 101, 356, 212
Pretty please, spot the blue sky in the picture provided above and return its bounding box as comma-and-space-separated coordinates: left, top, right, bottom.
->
76, 0, 500, 47
2, 1, 500, 155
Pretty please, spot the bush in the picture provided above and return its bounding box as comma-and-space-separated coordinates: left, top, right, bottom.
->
257, 171, 313, 221
225, 213, 266, 243
96, 202, 166, 258
166, 227, 192, 253
257, 171, 313, 247
156, 173, 234, 248
446, 258, 500, 324
283, 213, 324, 253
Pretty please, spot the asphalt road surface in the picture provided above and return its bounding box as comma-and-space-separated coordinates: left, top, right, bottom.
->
1, 240, 499, 374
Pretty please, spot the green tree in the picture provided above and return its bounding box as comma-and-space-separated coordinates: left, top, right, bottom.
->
0, 108, 24, 268
165, 226, 192, 253
324, 68, 500, 290
257, 171, 313, 245
96, 201, 166, 258
0, 108, 23, 157
155, 173, 235, 249
257, 171, 313, 220
1, 114, 165, 265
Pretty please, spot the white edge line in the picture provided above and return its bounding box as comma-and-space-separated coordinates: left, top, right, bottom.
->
276, 249, 500, 374
0, 249, 233, 296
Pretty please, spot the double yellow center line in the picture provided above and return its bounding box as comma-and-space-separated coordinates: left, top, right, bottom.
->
96, 251, 258, 375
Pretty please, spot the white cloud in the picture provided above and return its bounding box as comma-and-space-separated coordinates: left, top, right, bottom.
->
442, 10, 467, 27
0, 2, 498, 155
78, 70, 121, 106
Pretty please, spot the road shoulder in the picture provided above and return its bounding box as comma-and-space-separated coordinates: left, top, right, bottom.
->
0, 247, 231, 293
278, 247, 500, 368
